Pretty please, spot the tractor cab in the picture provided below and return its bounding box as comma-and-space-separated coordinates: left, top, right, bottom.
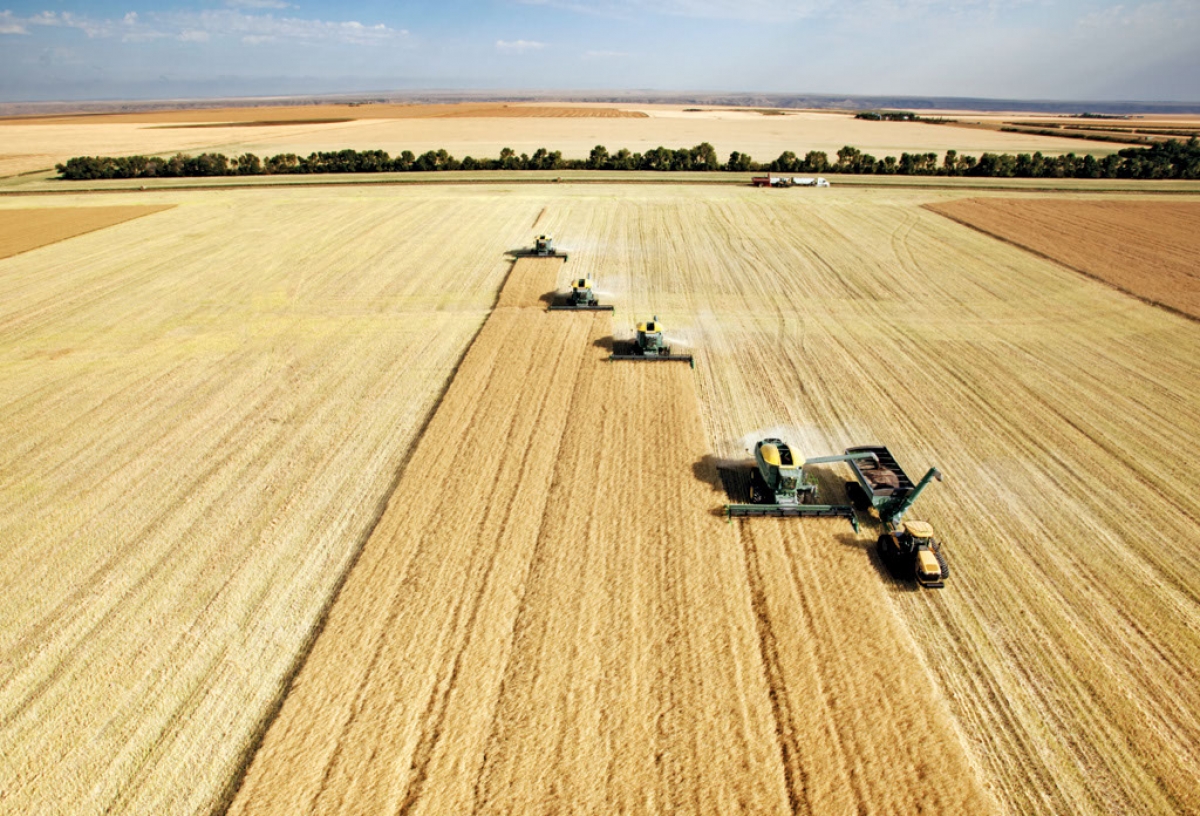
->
534, 235, 555, 256
878, 520, 948, 588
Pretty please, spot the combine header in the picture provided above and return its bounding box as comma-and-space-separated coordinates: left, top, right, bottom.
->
845, 445, 949, 588
609, 316, 694, 368
548, 277, 614, 311
724, 438, 877, 529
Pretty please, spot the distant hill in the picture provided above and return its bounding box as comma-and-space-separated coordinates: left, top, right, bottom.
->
2, 90, 1198, 118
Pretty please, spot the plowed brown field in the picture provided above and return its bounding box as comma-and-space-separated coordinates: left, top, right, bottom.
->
229, 256, 989, 814
928, 198, 1200, 319
0, 205, 173, 259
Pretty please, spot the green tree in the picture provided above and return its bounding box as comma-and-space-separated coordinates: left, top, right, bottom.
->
802, 151, 829, 172
587, 144, 610, 170
726, 151, 755, 171
691, 142, 719, 170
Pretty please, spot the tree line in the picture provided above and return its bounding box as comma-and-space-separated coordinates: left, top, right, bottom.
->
56, 137, 1200, 180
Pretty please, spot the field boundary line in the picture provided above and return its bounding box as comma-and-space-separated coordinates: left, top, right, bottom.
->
211, 255, 525, 816
925, 203, 1200, 325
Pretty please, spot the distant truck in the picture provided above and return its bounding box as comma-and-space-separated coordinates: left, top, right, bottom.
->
751, 175, 830, 188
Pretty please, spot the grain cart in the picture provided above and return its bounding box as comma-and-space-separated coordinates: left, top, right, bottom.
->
609, 316, 694, 367
724, 438, 876, 528
844, 445, 949, 588
547, 277, 614, 311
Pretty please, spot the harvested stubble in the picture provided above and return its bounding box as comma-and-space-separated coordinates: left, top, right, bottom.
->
538, 185, 1200, 815
927, 198, 1200, 320
8, 182, 1200, 816
0, 188, 536, 814
0, 205, 174, 259
230, 256, 988, 814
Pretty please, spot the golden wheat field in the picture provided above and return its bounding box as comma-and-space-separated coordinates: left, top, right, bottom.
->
0, 102, 1130, 179
928, 198, 1200, 319
0, 189, 528, 813
229, 257, 990, 815
2, 183, 1199, 815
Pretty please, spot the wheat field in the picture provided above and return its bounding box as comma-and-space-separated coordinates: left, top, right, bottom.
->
0, 188, 538, 813
0, 205, 175, 260
2, 183, 1198, 814
546, 186, 1200, 815
0, 102, 1129, 179
229, 256, 990, 814
928, 197, 1200, 319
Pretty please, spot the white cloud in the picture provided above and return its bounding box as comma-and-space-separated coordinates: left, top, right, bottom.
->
516, 0, 1041, 22
0, 15, 29, 35
516, 0, 835, 20
496, 39, 546, 53
226, 0, 294, 8
0, 8, 406, 45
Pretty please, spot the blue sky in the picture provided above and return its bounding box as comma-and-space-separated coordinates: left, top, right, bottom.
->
1, 1, 1198, 102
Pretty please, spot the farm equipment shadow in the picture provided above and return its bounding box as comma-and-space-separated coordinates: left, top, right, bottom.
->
835, 532, 919, 593
693, 453, 752, 517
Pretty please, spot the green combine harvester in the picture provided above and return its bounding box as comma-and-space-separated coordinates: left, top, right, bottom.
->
724, 438, 877, 528
844, 445, 949, 588
548, 278, 614, 311
525, 234, 567, 259
609, 316, 694, 367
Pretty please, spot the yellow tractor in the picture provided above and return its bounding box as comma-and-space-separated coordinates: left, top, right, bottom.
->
876, 520, 949, 588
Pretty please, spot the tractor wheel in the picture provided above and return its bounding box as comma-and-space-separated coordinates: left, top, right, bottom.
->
748, 470, 772, 505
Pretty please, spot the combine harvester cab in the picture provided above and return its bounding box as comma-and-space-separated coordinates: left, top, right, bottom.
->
609, 316, 694, 367
845, 445, 949, 588
548, 277, 614, 311
724, 438, 876, 529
